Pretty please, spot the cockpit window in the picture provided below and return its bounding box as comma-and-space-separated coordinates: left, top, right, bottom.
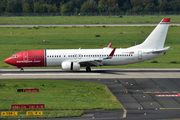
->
11, 55, 18, 58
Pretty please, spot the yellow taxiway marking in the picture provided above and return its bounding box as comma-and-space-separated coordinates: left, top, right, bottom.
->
144, 91, 180, 93
1, 111, 18, 116
26, 111, 43, 115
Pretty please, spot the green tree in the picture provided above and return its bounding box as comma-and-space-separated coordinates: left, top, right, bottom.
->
132, 5, 143, 12
121, 1, 131, 12
14, 0, 22, 13
0, 0, 7, 13
80, 1, 97, 12
170, 0, 180, 11
142, 0, 154, 6
158, 0, 169, 11
40, 4, 48, 13
6, 0, 14, 13
22, 2, 30, 13
98, 0, 119, 12
34, 2, 41, 12
52, 4, 58, 12
98, 0, 108, 12
130, 0, 143, 7
47, 4, 57, 13
60, 1, 74, 13
144, 3, 155, 12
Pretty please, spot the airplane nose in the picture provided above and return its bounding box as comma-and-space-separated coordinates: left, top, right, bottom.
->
4, 57, 12, 64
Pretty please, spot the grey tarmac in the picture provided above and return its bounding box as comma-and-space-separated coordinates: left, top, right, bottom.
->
1, 69, 180, 120
0, 68, 180, 79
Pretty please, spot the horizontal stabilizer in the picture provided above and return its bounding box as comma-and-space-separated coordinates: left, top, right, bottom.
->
151, 46, 170, 53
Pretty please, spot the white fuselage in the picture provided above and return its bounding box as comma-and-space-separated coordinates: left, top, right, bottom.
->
46, 48, 164, 67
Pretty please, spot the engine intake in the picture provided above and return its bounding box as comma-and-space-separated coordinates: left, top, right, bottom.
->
61, 62, 80, 71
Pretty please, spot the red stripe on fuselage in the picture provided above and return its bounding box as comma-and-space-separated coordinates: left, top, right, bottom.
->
6, 50, 45, 67
28, 50, 45, 67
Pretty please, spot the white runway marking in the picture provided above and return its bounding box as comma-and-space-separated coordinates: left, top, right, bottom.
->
2, 73, 101, 76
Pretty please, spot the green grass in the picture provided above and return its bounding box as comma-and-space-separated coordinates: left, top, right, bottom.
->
0, 79, 121, 118
0, 15, 180, 24
0, 26, 180, 69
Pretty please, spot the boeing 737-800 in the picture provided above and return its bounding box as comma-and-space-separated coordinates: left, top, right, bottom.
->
4, 18, 171, 71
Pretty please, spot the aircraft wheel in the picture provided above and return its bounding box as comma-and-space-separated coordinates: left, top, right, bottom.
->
20, 67, 24, 72
86, 67, 91, 72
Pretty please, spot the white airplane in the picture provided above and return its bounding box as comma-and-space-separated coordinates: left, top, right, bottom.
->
4, 18, 171, 71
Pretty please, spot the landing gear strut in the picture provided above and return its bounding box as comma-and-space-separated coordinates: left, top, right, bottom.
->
86, 67, 91, 72
20, 67, 24, 72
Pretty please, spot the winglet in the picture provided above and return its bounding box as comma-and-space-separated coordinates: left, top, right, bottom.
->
104, 47, 116, 59
161, 18, 170, 23
107, 42, 112, 48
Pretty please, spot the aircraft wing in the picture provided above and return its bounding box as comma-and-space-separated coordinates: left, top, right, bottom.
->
78, 47, 116, 66
78, 58, 104, 66
151, 46, 171, 53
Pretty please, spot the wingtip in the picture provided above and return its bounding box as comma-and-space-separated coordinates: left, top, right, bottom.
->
108, 42, 112, 48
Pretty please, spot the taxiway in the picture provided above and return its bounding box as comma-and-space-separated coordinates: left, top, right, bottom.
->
0, 68, 180, 79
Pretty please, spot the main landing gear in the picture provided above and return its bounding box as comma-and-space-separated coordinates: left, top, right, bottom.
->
20, 67, 24, 72
86, 66, 91, 72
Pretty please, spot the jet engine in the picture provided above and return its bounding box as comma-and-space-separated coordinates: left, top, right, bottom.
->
61, 62, 80, 71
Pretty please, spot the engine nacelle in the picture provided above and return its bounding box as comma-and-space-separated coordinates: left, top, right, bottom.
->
61, 62, 80, 71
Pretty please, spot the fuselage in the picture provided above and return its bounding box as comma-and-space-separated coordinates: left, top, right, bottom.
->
4, 48, 164, 68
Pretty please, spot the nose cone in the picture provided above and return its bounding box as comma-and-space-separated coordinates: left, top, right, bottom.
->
4, 57, 13, 65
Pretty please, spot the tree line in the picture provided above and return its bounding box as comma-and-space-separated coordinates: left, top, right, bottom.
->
0, 0, 180, 14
